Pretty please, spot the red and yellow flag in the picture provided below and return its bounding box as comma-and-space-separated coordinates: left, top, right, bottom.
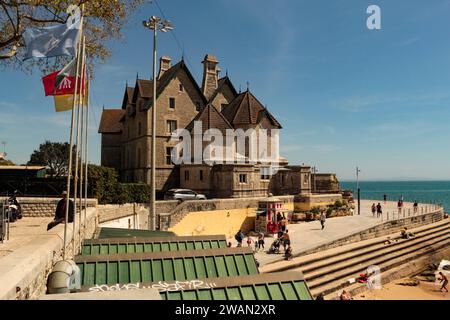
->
53, 94, 74, 112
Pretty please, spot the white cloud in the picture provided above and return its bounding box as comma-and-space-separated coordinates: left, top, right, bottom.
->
332, 92, 450, 112
399, 37, 420, 47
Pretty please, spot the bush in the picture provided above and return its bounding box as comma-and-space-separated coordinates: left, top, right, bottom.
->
310, 206, 321, 214
118, 183, 151, 204
87, 164, 121, 204
87, 165, 151, 204
334, 200, 343, 208
326, 207, 333, 217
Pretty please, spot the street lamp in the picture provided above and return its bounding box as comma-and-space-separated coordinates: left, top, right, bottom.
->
142, 16, 174, 231
312, 166, 317, 193
356, 167, 361, 215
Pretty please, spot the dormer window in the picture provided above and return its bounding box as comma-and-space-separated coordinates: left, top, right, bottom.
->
169, 97, 176, 109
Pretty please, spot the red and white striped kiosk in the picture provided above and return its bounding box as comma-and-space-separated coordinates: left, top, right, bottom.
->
255, 197, 289, 235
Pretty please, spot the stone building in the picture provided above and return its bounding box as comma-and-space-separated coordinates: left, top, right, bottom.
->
99, 54, 317, 198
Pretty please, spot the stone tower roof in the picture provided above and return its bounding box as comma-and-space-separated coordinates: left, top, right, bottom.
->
98, 109, 125, 133
186, 103, 233, 134
221, 90, 282, 128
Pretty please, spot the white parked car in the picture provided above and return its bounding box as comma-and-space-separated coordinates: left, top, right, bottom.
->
164, 189, 207, 201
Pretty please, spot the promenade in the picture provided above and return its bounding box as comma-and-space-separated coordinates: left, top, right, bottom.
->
248, 200, 441, 266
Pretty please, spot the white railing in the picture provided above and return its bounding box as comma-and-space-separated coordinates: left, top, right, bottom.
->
380, 203, 444, 222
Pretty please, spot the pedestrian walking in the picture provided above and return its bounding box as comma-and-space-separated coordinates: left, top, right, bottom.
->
413, 201, 418, 214
376, 203, 382, 218
371, 203, 376, 218
280, 216, 287, 232
282, 230, 290, 251
397, 200, 402, 215
257, 232, 265, 251
438, 272, 448, 293
320, 211, 326, 230
383, 194, 387, 204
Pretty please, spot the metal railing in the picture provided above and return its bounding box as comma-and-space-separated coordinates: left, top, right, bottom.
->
379, 203, 443, 222
0, 200, 10, 243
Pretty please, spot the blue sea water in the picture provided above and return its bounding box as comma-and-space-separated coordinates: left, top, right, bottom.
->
340, 181, 450, 212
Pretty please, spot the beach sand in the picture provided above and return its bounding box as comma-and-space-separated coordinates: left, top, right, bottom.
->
355, 279, 450, 300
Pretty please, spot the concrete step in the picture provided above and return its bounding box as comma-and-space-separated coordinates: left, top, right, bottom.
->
260, 218, 450, 274
323, 242, 450, 300
309, 231, 450, 297
300, 222, 450, 280
315, 236, 450, 299
305, 225, 450, 284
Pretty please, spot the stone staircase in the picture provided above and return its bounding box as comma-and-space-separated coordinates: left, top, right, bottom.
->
162, 200, 218, 230
261, 218, 450, 299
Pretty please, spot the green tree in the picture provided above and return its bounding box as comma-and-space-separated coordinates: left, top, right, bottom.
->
27, 140, 74, 177
0, 0, 145, 72
0, 158, 15, 165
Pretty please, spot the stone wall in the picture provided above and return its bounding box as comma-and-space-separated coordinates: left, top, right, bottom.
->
96, 196, 295, 232
312, 173, 340, 193
300, 209, 444, 256
97, 201, 178, 223
293, 193, 343, 212
0, 197, 98, 217
0, 207, 98, 300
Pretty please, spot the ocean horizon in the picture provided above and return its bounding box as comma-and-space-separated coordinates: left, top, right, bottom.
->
340, 180, 450, 212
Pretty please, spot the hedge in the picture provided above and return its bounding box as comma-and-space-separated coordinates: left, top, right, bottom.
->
87, 164, 151, 204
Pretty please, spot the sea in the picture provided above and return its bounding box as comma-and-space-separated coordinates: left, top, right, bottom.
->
340, 181, 450, 212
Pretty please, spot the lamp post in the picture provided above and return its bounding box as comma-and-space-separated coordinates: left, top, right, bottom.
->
312, 166, 317, 193
356, 167, 361, 215
143, 16, 173, 231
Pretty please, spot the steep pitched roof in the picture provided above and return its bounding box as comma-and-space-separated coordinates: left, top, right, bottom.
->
186, 103, 233, 133
208, 76, 238, 103
221, 90, 282, 128
121, 86, 134, 109
130, 60, 208, 108
98, 109, 125, 133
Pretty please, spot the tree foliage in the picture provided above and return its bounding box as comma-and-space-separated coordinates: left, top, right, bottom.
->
27, 140, 74, 177
0, 0, 145, 72
87, 163, 150, 204
0, 158, 15, 165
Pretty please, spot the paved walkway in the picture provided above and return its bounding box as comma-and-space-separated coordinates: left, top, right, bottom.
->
0, 217, 52, 259
234, 200, 441, 267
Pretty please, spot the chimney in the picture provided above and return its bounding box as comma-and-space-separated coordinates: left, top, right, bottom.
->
158, 55, 172, 79
201, 54, 219, 100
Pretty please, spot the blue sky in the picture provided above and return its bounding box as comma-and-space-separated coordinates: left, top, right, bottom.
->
1, 0, 450, 180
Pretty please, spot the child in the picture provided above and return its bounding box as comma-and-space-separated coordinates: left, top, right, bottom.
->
246, 236, 253, 248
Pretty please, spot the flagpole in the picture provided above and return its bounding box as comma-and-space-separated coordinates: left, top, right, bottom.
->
62, 12, 84, 261
83, 79, 90, 243
78, 41, 86, 253
71, 34, 85, 255
72, 72, 81, 254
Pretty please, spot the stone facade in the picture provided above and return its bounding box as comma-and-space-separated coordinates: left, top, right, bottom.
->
99, 53, 337, 198
312, 173, 340, 194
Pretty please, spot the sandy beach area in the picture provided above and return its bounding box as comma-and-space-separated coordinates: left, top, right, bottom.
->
354, 278, 450, 300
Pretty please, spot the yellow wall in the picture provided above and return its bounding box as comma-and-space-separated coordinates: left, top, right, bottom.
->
169, 200, 294, 238
169, 207, 256, 239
